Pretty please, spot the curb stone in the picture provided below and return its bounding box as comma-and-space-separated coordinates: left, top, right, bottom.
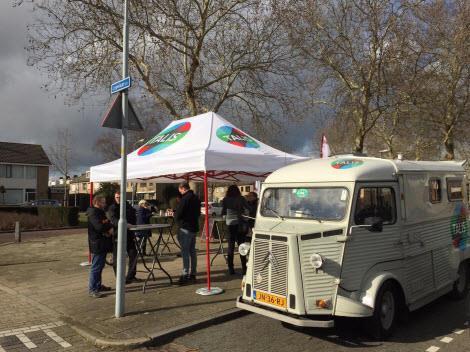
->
64, 308, 249, 348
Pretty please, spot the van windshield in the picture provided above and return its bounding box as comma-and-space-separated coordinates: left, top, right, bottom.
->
261, 187, 349, 221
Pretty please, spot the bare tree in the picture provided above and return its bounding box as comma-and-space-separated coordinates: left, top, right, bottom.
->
410, 0, 470, 160
281, 0, 417, 153
26, 0, 302, 130
48, 128, 73, 206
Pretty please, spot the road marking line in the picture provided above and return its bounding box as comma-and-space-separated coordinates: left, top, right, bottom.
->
440, 337, 453, 343
16, 333, 37, 349
455, 329, 465, 335
0, 321, 64, 337
426, 347, 440, 352
43, 329, 72, 348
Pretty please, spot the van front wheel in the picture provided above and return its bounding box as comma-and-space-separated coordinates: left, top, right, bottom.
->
366, 281, 398, 339
450, 261, 469, 300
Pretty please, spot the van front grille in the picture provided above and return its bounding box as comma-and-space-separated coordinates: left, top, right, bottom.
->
253, 238, 288, 297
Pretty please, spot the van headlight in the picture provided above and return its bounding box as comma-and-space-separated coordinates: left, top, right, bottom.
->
309, 253, 323, 269
239, 242, 251, 256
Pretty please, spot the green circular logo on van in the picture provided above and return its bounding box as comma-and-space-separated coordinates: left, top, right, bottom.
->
331, 159, 364, 170
294, 188, 309, 198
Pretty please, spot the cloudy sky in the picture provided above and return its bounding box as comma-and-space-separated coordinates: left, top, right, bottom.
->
0, 2, 319, 177
0, 1, 112, 176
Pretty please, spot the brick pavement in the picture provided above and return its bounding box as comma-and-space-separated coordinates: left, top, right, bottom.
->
0, 286, 103, 352
0, 229, 242, 347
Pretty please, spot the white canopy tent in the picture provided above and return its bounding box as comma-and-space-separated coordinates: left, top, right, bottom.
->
90, 111, 307, 294
91, 112, 306, 183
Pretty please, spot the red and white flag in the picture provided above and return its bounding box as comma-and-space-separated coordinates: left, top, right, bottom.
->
320, 134, 330, 159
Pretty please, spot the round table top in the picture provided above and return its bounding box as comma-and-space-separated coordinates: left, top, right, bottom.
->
129, 223, 172, 231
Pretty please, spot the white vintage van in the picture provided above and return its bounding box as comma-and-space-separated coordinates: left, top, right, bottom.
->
236, 156, 470, 338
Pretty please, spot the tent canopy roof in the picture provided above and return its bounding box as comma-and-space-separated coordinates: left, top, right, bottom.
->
90, 112, 307, 183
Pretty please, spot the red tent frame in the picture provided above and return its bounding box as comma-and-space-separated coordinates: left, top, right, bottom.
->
90, 170, 268, 292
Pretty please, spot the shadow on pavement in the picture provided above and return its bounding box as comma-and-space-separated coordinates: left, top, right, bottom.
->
280, 294, 470, 348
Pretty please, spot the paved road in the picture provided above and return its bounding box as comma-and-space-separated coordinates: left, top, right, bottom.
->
147, 295, 470, 352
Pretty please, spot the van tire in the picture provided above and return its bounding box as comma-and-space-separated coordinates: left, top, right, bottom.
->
366, 281, 398, 340
450, 261, 469, 300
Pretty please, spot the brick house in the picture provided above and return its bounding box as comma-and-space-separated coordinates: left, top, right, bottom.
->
0, 141, 51, 204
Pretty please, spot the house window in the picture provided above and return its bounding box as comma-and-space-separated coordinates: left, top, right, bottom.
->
82, 183, 88, 191
447, 178, 463, 201
0, 164, 12, 178
25, 166, 37, 179
429, 178, 441, 203
354, 187, 396, 225
140, 183, 147, 187
11, 165, 24, 179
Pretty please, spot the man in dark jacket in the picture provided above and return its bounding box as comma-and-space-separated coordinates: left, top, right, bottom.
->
87, 195, 114, 298
107, 191, 139, 284
175, 182, 200, 284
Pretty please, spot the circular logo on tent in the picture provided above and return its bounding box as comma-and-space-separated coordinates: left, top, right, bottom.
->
450, 203, 469, 251
138, 122, 191, 156
331, 159, 364, 170
216, 126, 260, 148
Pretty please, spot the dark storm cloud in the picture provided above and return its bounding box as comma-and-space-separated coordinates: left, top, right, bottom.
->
0, 1, 109, 174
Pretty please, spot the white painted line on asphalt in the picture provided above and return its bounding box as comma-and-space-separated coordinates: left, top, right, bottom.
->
426, 346, 440, 352
440, 336, 453, 343
0, 321, 64, 337
44, 329, 72, 348
16, 333, 37, 349
455, 329, 465, 335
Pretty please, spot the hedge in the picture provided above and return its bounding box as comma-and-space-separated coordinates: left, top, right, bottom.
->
0, 206, 80, 231
0, 206, 38, 215
37, 207, 80, 227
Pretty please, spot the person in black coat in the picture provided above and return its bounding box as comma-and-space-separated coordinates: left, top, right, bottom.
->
136, 200, 153, 255
107, 191, 139, 284
87, 195, 114, 298
222, 185, 249, 275
175, 182, 200, 284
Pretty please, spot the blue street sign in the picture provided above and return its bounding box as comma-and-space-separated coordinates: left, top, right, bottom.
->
111, 76, 131, 94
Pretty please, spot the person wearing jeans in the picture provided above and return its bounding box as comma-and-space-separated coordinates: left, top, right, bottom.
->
177, 228, 197, 280
175, 182, 201, 284
87, 195, 114, 298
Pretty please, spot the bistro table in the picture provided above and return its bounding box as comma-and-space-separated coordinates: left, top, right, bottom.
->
129, 223, 173, 293
207, 217, 228, 266
151, 214, 180, 255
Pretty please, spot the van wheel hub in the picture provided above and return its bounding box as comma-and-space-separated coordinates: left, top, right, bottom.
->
380, 291, 395, 330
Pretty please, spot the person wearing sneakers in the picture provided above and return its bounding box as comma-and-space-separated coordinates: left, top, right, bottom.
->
87, 195, 114, 298
175, 182, 200, 285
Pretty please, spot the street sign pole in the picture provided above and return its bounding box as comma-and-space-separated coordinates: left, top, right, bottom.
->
115, 0, 129, 318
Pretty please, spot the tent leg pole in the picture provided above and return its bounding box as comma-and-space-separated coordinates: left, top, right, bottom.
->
204, 172, 211, 290
195, 172, 223, 296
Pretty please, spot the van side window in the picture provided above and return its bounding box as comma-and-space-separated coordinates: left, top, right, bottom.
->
429, 178, 441, 203
354, 187, 396, 225
447, 178, 463, 201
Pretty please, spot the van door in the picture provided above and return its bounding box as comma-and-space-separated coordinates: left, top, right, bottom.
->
340, 183, 403, 292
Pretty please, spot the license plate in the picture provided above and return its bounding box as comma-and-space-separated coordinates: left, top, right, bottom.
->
253, 290, 287, 308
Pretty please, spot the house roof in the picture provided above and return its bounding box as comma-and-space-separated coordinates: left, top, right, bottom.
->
0, 141, 51, 165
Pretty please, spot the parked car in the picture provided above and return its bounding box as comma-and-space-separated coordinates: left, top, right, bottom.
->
201, 202, 223, 217
29, 199, 61, 207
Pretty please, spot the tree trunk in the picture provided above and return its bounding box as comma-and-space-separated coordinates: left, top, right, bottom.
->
444, 135, 455, 160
